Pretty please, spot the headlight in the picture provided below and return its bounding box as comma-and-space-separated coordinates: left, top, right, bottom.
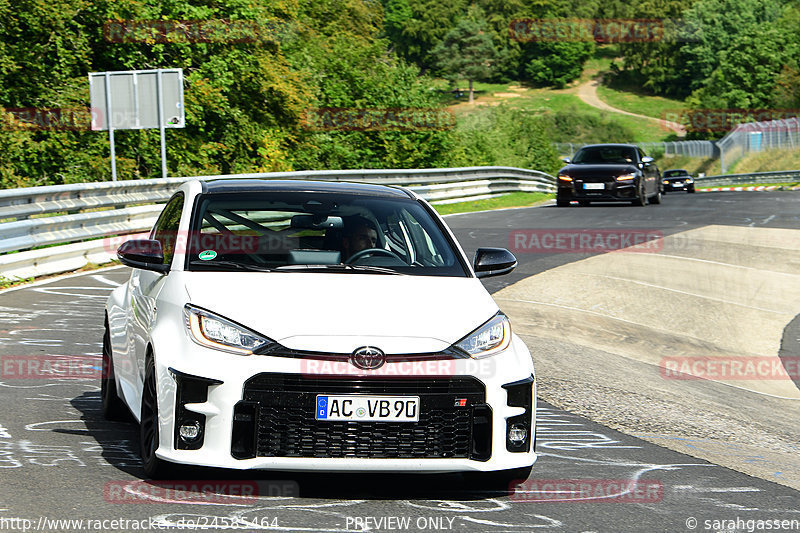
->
184, 304, 274, 355
557, 174, 573, 182
686, 178, 694, 183
662, 180, 669, 184
454, 313, 512, 359
616, 173, 636, 181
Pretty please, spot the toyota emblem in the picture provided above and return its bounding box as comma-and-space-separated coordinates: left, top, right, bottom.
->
350, 346, 386, 370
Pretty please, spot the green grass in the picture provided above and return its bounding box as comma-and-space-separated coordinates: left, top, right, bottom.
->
433, 79, 523, 106
433, 192, 553, 215
726, 149, 800, 175
0, 274, 34, 289
595, 84, 685, 120
510, 92, 673, 143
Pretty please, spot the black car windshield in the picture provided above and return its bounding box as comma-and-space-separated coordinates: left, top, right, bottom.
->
572, 146, 638, 165
185, 191, 468, 277
663, 170, 690, 177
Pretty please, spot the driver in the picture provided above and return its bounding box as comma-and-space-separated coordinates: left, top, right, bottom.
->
341, 216, 379, 261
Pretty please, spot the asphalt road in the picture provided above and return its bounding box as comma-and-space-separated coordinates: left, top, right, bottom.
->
0, 191, 798, 532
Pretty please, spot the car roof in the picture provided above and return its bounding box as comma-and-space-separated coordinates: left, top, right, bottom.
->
577, 143, 640, 149
199, 179, 414, 199
664, 169, 689, 173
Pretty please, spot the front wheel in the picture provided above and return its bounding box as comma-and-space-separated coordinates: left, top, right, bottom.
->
688, 187, 696, 193
631, 183, 646, 206
556, 198, 570, 207
140, 356, 173, 479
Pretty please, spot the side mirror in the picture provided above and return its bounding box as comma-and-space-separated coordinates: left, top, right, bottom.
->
117, 239, 169, 273
473, 248, 517, 279
641, 156, 654, 164
561, 157, 571, 164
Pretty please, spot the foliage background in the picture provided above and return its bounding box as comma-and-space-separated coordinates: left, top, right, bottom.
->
0, 0, 797, 186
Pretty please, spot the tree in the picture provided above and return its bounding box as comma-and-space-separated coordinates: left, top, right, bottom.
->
431, 12, 497, 103
679, 0, 785, 105
381, 0, 467, 70
612, 0, 696, 96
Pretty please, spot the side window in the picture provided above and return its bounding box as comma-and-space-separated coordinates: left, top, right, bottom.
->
151, 193, 184, 266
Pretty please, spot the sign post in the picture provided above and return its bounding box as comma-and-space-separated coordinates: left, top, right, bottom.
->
89, 69, 185, 181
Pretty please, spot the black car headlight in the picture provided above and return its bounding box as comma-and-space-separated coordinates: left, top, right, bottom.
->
454, 313, 512, 359
557, 174, 573, 182
184, 304, 275, 355
616, 173, 636, 182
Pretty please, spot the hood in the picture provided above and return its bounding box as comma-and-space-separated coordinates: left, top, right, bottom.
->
183, 272, 499, 354
559, 163, 639, 178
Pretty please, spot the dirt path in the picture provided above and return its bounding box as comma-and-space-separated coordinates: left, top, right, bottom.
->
577, 77, 686, 137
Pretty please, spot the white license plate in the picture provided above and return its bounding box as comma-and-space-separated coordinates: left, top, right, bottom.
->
672, 183, 684, 187
583, 183, 605, 190
315, 395, 420, 422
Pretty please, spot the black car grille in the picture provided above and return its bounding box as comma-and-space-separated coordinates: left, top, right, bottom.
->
232, 374, 490, 460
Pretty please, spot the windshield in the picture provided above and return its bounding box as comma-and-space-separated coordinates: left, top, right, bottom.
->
185, 191, 468, 277
572, 146, 638, 165
663, 170, 690, 177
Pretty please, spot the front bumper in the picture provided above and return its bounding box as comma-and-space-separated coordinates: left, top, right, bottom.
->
664, 180, 693, 191
151, 334, 537, 473
557, 179, 638, 202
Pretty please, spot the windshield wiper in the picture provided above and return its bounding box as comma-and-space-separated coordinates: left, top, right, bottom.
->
188, 259, 275, 272
273, 264, 404, 275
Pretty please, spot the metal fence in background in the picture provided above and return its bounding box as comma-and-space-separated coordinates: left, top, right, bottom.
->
694, 168, 800, 187
555, 141, 717, 159
0, 167, 555, 281
717, 118, 800, 173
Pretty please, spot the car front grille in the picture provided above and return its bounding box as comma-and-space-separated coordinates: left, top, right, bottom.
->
231, 374, 490, 461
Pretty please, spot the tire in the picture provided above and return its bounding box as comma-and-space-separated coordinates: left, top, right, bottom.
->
688, 187, 695, 193
578, 200, 590, 207
465, 466, 533, 491
631, 182, 646, 206
101, 321, 129, 421
556, 198, 570, 207
140, 355, 173, 479
648, 187, 662, 205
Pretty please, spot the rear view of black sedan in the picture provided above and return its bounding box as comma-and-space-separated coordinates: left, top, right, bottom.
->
662, 169, 696, 193
556, 144, 662, 207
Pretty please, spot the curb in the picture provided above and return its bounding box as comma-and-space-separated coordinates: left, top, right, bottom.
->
698, 186, 781, 192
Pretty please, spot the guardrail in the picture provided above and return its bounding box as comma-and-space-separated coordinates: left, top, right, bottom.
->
695, 169, 800, 187
0, 167, 555, 281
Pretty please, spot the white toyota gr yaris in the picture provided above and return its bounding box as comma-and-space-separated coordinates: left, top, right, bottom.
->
103, 179, 537, 483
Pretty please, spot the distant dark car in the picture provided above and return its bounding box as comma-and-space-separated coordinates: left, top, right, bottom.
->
662, 169, 696, 193
556, 144, 662, 207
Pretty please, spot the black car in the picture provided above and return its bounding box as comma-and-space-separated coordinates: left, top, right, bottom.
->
662, 169, 696, 193
556, 144, 662, 207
